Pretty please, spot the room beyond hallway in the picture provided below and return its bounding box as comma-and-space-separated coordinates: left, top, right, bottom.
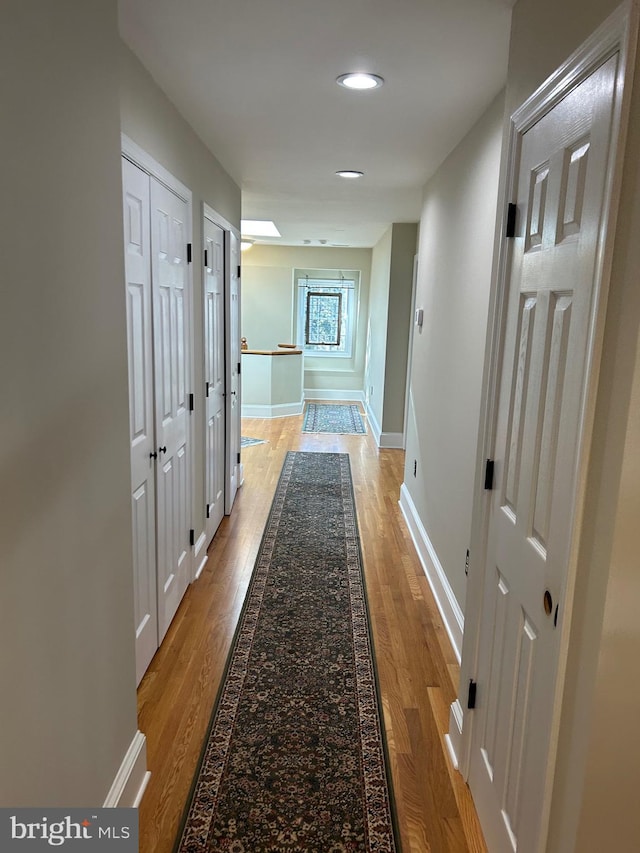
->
137, 412, 486, 852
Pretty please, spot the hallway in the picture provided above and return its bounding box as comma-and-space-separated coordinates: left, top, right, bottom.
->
137, 412, 486, 852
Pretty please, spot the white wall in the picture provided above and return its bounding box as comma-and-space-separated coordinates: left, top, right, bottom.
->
365, 224, 417, 440
119, 43, 241, 543
403, 92, 505, 612
365, 229, 393, 427
505, 1, 640, 849
242, 245, 372, 396
0, 0, 138, 805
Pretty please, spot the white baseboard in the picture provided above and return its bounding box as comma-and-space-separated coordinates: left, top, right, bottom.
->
398, 483, 464, 662
363, 400, 404, 449
103, 730, 150, 808
304, 388, 365, 403
194, 530, 208, 580
241, 400, 304, 418
380, 431, 404, 449
447, 699, 464, 770
365, 402, 382, 446
444, 733, 459, 770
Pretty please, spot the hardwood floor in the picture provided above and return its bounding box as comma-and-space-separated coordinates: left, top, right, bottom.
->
137, 412, 487, 853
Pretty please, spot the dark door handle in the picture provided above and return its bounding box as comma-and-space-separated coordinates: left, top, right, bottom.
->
158, 446, 167, 454
149, 451, 158, 460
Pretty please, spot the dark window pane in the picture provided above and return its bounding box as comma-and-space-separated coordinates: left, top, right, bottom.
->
305, 292, 342, 346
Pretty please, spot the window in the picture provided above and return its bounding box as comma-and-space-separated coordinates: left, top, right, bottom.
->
297, 277, 356, 358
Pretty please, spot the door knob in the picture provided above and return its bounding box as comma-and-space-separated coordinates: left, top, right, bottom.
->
158, 446, 167, 454
149, 451, 158, 460
543, 590, 553, 616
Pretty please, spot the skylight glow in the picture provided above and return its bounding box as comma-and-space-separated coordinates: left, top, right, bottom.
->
240, 219, 281, 237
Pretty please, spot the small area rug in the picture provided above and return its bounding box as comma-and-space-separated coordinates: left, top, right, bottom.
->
175, 451, 398, 853
302, 403, 366, 435
241, 436, 267, 447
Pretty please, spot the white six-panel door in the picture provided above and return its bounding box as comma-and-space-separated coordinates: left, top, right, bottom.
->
204, 218, 226, 541
150, 179, 192, 642
122, 159, 159, 686
468, 55, 618, 853
123, 153, 194, 680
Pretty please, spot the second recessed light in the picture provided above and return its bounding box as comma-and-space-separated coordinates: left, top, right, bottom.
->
337, 72, 384, 90
336, 170, 364, 179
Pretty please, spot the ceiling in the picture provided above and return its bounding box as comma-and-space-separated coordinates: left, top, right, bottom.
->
118, 0, 513, 248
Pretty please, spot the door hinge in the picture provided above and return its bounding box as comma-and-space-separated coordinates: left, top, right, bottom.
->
206, 504, 210, 519
204, 248, 208, 268
237, 361, 241, 375
484, 459, 495, 490
205, 381, 210, 397
189, 529, 195, 547
467, 679, 477, 710
188, 393, 194, 412
187, 242, 193, 263
237, 264, 241, 278
506, 203, 517, 239
237, 452, 241, 464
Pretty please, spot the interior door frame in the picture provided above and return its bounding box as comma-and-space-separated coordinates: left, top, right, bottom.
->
449, 0, 638, 786
225, 230, 242, 512
203, 203, 241, 518
121, 134, 195, 582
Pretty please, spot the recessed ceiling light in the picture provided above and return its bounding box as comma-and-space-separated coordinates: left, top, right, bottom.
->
337, 72, 384, 90
336, 170, 364, 179
240, 238, 255, 252
240, 219, 281, 237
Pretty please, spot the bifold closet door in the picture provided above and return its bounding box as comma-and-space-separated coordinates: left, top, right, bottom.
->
150, 179, 191, 643
122, 158, 158, 685
123, 157, 193, 682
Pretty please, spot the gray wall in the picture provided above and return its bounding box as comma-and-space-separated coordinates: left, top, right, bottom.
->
366, 228, 393, 427
383, 224, 418, 434
120, 43, 241, 543
366, 224, 418, 438
403, 93, 505, 611
119, 44, 240, 228
242, 245, 372, 395
506, 1, 640, 849
0, 0, 137, 805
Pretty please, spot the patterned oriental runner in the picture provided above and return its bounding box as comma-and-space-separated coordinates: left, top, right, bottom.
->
175, 451, 399, 852
302, 403, 366, 434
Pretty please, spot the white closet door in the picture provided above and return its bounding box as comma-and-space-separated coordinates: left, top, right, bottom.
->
204, 218, 226, 541
122, 159, 158, 685
150, 179, 192, 641
226, 231, 241, 512
468, 55, 618, 853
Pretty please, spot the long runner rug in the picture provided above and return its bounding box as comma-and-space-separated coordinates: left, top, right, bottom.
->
176, 451, 399, 852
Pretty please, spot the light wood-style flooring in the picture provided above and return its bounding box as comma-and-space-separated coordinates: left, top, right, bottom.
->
137, 411, 487, 852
